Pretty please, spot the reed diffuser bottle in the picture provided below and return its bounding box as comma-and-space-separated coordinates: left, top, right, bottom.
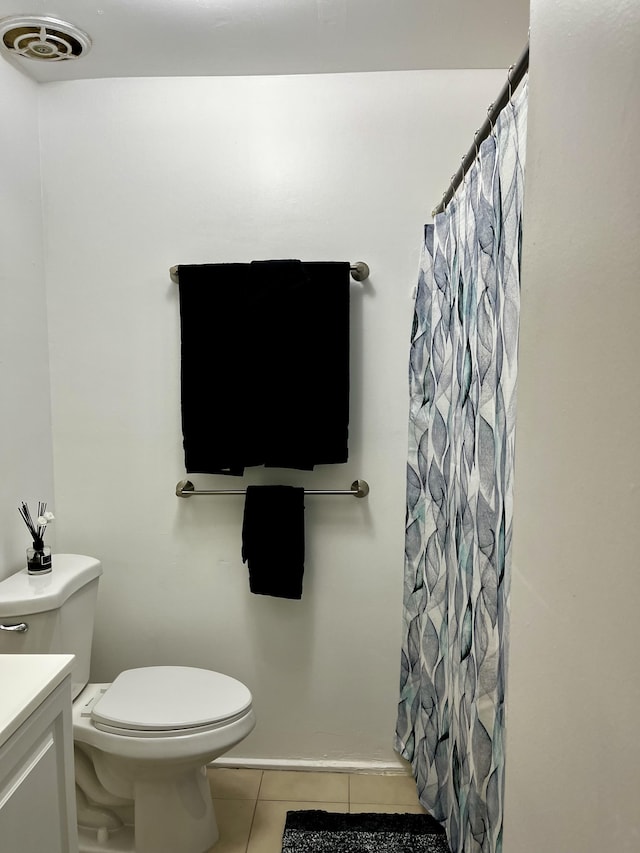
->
18, 501, 54, 574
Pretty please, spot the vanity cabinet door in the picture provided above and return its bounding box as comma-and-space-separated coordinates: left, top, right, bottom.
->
0, 678, 78, 853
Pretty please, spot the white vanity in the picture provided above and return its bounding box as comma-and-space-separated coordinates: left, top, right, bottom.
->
0, 654, 78, 853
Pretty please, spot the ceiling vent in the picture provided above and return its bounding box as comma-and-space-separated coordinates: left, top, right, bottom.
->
0, 15, 91, 62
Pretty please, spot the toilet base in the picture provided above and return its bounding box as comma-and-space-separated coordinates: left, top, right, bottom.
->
76, 752, 219, 853
78, 783, 218, 853
132, 767, 219, 853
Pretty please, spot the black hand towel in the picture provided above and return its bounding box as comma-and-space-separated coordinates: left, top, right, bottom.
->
178, 260, 350, 475
241, 485, 305, 599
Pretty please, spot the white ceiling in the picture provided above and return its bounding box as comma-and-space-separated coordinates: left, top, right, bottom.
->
0, 0, 529, 83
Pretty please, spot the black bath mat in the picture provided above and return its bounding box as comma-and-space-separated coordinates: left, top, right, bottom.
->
281, 810, 451, 853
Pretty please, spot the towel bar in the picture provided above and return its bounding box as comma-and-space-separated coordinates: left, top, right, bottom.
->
169, 262, 370, 283
176, 479, 370, 498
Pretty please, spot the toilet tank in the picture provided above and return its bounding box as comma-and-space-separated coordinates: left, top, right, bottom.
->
0, 554, 102, 699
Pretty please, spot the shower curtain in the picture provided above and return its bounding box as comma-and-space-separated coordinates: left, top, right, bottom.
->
395, 83, 527, 853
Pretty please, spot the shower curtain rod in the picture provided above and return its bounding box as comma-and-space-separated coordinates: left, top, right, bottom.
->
169, 262, 370, 283
432, 42, 529, 216
176, 479, 370, 498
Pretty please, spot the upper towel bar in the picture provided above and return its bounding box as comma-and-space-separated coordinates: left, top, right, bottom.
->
176, 479, 370, 498
169, 262, 370, 284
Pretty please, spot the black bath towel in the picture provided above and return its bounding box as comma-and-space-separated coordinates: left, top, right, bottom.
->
178, 260, 350, 475
241, 485, 305, 599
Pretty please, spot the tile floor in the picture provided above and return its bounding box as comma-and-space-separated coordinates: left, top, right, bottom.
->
206, 767, 427, 853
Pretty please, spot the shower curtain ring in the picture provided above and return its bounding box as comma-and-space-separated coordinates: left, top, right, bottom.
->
474, 130, 480, 158
487, 103, 495, 134
507, 63, 515, 102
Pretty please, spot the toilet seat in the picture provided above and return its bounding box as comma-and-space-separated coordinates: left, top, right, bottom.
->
90, 666, 253, 737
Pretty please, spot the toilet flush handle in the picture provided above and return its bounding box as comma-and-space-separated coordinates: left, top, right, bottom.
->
0, 622, 29, 633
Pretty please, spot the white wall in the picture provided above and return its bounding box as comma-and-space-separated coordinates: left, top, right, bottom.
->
0, 62, 54, 581
505, 0, 640, 849
39, 70, 503, 763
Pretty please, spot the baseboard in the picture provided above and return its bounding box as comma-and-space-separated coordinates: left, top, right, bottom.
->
210, 756, 410, 775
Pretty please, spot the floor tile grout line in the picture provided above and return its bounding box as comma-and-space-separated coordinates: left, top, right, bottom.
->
255, 769, 265, 801
246, 770, 263, 851
245, 793, 260, 852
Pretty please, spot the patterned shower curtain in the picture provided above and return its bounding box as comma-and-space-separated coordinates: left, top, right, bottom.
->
395, 83, 527, 853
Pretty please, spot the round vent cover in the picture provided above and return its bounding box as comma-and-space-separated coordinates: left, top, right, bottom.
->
0, 16, 91, 62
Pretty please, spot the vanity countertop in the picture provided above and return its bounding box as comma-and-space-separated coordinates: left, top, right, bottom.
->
0, 654, 74, 748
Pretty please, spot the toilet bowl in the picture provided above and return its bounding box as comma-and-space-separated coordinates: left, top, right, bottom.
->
0, 555, 256, 853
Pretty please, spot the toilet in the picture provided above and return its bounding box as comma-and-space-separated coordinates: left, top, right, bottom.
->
0, 554, 255, 853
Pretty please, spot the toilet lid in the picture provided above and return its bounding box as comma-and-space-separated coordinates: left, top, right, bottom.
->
91, 666, 252, 732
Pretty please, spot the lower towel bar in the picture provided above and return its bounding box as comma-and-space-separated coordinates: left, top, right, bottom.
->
176, 479, 370, 498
